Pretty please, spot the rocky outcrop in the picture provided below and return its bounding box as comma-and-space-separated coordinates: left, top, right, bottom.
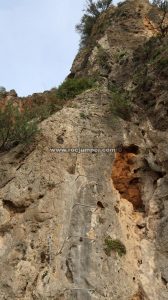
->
0, 0, 168, 299
71, 0, 160, 78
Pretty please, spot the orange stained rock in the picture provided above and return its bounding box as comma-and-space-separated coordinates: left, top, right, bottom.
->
112, 152, 142, 210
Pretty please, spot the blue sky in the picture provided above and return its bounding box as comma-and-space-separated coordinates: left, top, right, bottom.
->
0, 0, 121, 96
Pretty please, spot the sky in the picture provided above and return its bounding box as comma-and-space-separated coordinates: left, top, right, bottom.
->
0, 0, 121, 96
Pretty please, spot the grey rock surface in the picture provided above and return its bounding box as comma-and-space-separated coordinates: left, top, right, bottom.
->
0, 1, 168, 299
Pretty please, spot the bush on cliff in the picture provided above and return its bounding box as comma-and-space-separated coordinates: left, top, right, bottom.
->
0, 102, 38, 151
56, 77, 95, 100
0, 86, 6, 100
104, 236, 126, 257
76, 0, 113, 47
110, 86, 131, 121
152, 0, 168, 36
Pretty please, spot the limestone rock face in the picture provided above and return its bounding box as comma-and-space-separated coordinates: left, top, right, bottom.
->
0, 87, 168, 300
0, 0, 168, 300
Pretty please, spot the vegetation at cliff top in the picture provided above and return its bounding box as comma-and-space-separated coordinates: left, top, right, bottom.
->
153, 0, 168, 11
152, 0, 168, 36
76, 0, 113, 47
0, 86, 7, 100
76, 0, 168, 48
56, 77, 95, 100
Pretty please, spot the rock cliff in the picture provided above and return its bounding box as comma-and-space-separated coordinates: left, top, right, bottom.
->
0, 0, 168, 299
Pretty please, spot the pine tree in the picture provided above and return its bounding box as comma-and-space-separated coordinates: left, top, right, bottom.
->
76, 0, 113, 47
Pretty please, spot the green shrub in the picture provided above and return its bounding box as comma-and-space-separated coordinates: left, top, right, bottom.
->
0, 86, 6, 100
76, 14, 96, 47
97, 46, 110, 71
104, 236, 126, 257
152, 1, 168, 36
115, 50, 129, 63
24, 94, 63, 122
76, 0, 113, 47
0, 102, 38, 151
156, 56, 168, 77
56, 77, 95, 100
109, 87, 131, 120
80, 112, 87, 119
157, 57, 168, 68
26, 102, 56, 121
